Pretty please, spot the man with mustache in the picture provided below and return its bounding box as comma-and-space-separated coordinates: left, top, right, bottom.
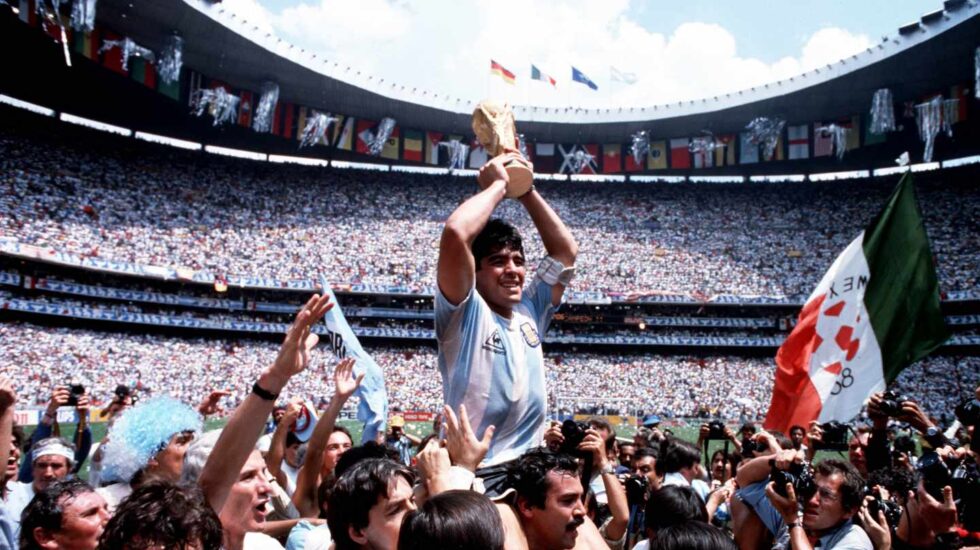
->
437, 151, 577, 494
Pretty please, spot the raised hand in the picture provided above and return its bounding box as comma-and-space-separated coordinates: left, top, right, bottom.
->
577, 428, 610, 471
267, 294, 334, 389
0, 376, 16, 410
443, 404, 493, 472
197, 389, 232, 417
46, 386, 71, 415
333, 357, 363, 400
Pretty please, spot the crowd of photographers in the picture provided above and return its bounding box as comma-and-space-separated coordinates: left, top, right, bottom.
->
2, 128, 978, 300
0, 298, 977, 549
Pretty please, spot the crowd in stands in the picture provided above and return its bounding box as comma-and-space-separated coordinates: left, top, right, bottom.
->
2, 323, 976, 422
1, 130, 978, 299
1, 299, 977, 550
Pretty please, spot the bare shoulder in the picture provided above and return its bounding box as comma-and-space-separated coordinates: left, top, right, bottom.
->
495, 502, 529, 550
572, 517, 609, 550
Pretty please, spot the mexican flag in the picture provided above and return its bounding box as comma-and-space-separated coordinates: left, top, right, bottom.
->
763, 174, 948, 433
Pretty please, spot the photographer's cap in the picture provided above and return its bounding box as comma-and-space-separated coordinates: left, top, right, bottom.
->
642, 415, 660, 427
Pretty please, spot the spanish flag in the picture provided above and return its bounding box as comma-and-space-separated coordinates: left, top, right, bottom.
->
490, 60, 516, 85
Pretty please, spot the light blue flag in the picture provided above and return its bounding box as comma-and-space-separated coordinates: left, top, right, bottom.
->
318, 278, 388, 443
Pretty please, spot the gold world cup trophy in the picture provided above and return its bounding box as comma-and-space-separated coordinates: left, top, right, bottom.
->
471, 100, 534, 198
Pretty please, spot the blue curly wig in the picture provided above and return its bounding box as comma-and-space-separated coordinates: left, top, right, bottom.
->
100, 396, 202, 484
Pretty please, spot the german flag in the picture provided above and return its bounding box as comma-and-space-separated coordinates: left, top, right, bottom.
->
490, 60, 516, 85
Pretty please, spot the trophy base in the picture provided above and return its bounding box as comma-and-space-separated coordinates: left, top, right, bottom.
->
504, 162, 534, 198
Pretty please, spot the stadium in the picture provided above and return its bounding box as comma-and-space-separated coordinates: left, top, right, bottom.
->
0, 1, 979, 548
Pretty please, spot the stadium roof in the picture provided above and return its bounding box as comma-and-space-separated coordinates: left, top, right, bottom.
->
80, 0, 980, 143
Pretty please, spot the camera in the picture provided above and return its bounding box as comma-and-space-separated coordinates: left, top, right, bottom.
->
559, 420, 590, 457
707, 420, 727, 440
814, 421, 849, 451
956, 398, 979, 427
66, 383, 85, 407
917, 451, 952, 501
624, 474, 649, 507
878, 390, 909, 417
770, 459, 816, 501
866, 495, 902, 527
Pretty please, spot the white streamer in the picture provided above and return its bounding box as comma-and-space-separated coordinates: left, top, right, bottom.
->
70, 0, 96, 32
869, 88, 896, 134
99, 37, 155, 72
191, 87, 239, 127
299, 111, 336, 148
745, 117, 785, 161
252, 82, 280, 134
439, 140, 469, 170
630, 131, 650, 166
158, 34, 183, 85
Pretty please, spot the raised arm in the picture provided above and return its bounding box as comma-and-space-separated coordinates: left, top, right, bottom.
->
199, 294, 333, 514
437, 156, 512, 305
265, 398, 302, 489
516, 181, 578, 306
0, 377, 15, 479
292, 357, 361, 518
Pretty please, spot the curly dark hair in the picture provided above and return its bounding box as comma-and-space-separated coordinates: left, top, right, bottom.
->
507, 447, 581, 509
98, 481, 223, 550
472, 218, 524, 269
20, 478, 94, 550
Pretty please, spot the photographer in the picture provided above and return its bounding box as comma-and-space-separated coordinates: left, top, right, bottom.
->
698, 420, 743, 457
18, 385, 92, 483
736, 444, 872, 549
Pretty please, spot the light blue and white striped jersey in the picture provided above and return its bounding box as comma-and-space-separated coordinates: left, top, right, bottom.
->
436, 275, 556, 466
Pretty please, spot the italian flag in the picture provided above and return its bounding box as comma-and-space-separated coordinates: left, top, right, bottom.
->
764, 174, 949, 433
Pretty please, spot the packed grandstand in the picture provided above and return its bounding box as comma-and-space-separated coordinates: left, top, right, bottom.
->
0, 0, 978, 427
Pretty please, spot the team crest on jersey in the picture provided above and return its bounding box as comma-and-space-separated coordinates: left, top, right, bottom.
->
520, 323, 541, 347
483, 330, 505, 354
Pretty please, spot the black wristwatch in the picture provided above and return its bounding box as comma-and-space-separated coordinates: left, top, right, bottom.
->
251, 382, 279, 401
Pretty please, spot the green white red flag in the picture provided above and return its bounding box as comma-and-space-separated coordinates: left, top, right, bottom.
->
764, 174, 949, 433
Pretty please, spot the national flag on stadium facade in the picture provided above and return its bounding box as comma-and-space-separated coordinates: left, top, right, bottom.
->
129, 57, 157, 89
101, 30, 126, 74
948, 84, 969, 124
647, 140, 667, 170
571, 67, 598, 90
468, 140, 489, 168
275, 103, 296, 139
238, 90, 253, 127
381, 126, 400, 160
763, 174, 948, 434
557, 144, 598, 174
863, 116, 886, 146
531, 65, 556, 86
692, 141, 713, 169
602, 144, 622, 173
296, 107, 310, 143
490, 60, 516, 84
402, 130, 423, 162
739, 132, 759, 164
535, 143, 556, 173
355, 119, 376, 154
425, 131, 443, 164
669, 138, 690, 169
624, 147, 645, 172
841, 115, 861, 151
186, 71, 203, 107
72, 28, 99, 60
788, 125, 809, 159
762, 135, 784, 162
332, 116, 353, 149
713, 135, 736, 166
813, 123, 834, 158
19, 0, 38, 26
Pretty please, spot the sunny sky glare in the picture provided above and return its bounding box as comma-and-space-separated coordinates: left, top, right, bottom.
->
223, 0, 936, 109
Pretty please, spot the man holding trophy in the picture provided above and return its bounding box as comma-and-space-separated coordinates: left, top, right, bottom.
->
436, 100, 578, 494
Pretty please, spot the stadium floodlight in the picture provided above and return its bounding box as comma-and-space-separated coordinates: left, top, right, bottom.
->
390, 165, 449, 175
689, 176, 744, 184
0, 94, 55, 117
629, 175, 686, 184
872, 166, 909, 177
204, 145, 267, 161
330, 160, 390, 172
749, 175, 806, 183
808, 170, 870, 182
59, 113, 131, 136
909, 162, 941, 172
268, 155, 328, 167
941, 155, 980, 168
134, 131, 201, 151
